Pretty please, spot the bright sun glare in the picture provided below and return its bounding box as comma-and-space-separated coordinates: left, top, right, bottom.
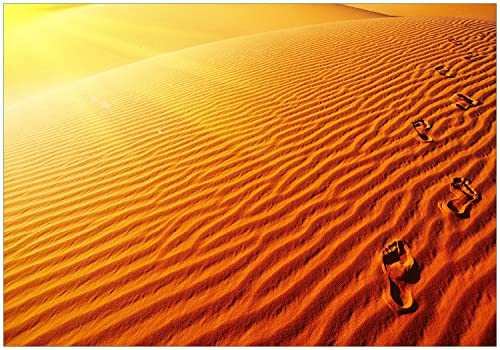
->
4, 4, 83, 29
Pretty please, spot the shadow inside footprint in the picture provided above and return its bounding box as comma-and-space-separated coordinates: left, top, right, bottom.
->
412, 119, 433, 142
448, 37, 463, 45
465, 51, 483, 62
381, 240, 420, 315
403, 261, 421, 284
389, 280, 419, 314
434, 65, 455, 78
452, 93, 483, 110
446, 177, 481, 218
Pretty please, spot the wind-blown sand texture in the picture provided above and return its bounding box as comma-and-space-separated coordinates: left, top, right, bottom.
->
4, 12, 496, 346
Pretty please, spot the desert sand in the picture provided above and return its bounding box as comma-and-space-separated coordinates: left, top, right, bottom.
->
4, 4, 385, 106
4, 5, 496, 346
350, 4, 496, 22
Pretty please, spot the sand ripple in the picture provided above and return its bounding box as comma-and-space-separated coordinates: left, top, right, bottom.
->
4, 16, 496, 345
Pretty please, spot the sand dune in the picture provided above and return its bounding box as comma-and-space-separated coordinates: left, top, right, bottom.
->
5, 3, 386, 107
350, 4, 496, 21
4, 14, 496, 346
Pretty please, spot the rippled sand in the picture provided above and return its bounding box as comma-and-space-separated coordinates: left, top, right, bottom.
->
4, 5, 496, 346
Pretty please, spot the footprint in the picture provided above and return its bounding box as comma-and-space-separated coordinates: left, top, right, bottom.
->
412, 119, 433, 142
434, 65, 455, 78
451, 93, 482, 110
465, 51, 483, 62
381, 240, 420, 314
445, 177, 481, 218
448, 37, 463, 45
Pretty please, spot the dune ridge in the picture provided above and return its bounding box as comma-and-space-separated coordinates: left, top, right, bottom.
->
4, 3, 387, 106
4, 16, 496, 345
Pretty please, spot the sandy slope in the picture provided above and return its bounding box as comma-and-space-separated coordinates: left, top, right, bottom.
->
4, 4, 385, 107
4, 16, 496, 346
350, 4, 496, 22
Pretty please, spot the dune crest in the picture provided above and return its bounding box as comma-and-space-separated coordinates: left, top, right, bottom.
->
4, 16, 496, 346
4, 3, 387, 106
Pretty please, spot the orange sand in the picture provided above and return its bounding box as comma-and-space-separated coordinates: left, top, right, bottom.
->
350, 4, 496, 22
4, 6, 496, 346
